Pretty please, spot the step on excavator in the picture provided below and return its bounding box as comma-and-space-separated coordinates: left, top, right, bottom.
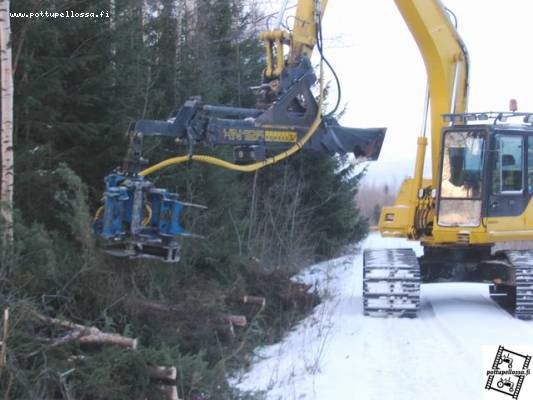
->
364, 0, 533, 320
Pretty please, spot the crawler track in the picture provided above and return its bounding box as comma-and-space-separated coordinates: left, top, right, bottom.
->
363, 248, 421, 318
506, 250, 533, 320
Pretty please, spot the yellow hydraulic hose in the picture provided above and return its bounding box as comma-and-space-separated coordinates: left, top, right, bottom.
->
139, 60, 324, 177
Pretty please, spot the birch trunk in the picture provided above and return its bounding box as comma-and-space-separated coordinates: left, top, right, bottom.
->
0, 0, 13, 240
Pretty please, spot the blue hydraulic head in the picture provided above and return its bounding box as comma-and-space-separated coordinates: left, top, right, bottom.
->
94, 173, 205, 262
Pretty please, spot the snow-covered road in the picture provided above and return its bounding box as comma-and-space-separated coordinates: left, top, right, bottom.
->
234, 233, 533, 399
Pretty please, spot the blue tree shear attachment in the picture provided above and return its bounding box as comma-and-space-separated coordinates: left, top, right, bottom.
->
94, 173, 205, 262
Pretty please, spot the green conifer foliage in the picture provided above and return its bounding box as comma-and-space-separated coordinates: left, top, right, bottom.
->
2, 1, 368, 398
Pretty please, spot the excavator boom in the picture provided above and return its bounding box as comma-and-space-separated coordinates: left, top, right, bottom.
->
395, 0, 469, 184
288, 0, 328, 66
380, 0, 470, 240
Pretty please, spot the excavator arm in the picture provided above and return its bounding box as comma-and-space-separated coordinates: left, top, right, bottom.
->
125, 0, 384, 168
288, 0, 328, 66
395, 0, 469, 183
380, 0, 470, 240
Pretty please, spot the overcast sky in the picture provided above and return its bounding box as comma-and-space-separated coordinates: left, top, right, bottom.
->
273, 0, 533, 186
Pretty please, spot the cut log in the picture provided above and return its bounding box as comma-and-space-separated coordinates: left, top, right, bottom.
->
126, 297, 248, 337
212, 315, 248, 339
225, 314, 247, 327
242, 295, 266, 307
78, 332, 138, 350
147, 365, 177, 381
30, 310, 137, 349
31, 310, 88, 331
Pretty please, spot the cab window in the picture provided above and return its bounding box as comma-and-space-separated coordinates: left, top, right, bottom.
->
440, 131, 485, 199
492, 135, 523, 193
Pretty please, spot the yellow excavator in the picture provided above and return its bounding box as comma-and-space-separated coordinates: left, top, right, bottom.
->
365, 0, 533, 319
94, 0, 533, 319
256, 0, 533, 320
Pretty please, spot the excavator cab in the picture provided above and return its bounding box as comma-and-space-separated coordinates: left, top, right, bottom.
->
435, 113, 533, 241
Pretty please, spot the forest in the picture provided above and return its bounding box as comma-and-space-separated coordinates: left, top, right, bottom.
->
0, 0, 368, 398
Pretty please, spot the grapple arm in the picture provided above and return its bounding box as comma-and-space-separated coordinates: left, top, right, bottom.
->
129, 63, 385, 162
94, 61, 385, 262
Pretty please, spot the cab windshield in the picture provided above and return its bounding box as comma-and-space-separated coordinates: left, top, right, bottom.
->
438, 130, 486, 227
440, 131, 485, 199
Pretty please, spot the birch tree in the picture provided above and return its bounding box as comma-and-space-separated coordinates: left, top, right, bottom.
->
0, 0, 13, 240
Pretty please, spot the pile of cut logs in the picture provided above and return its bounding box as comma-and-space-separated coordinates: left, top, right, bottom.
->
124, 293, 266, 340
16, 292, 266, 400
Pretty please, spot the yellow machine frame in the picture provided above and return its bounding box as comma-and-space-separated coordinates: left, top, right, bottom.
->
379, 0, 533, 247
259, 0, 533, 320
258, 0, 533, 249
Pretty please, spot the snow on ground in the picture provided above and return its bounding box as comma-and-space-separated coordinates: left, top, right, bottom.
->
233, 233, 533, 400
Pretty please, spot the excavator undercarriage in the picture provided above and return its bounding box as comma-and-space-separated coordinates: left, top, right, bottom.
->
363, 247, 533, 320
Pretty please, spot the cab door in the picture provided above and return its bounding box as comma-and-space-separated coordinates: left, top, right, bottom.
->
526, 135, 533, 228
487, 133, 527, 234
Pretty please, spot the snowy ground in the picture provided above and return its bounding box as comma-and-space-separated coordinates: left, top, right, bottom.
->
233, 233, 533, 400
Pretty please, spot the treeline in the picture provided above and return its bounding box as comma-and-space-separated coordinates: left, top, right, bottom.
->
0, 0, 367, 399
357, 181, 399, 226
